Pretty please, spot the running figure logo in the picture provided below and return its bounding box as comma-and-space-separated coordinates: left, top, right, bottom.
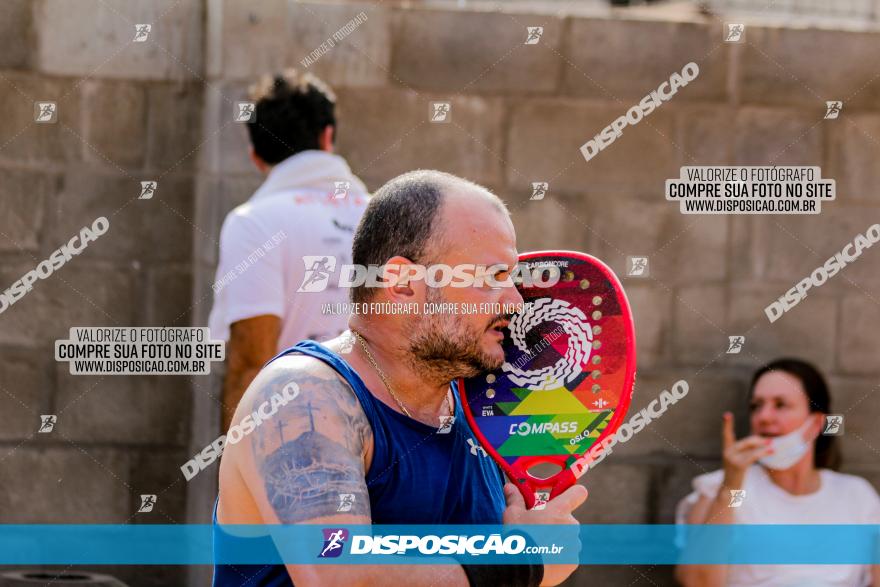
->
139, 181, 157, 200
525, 27, 544, 45
319, 529, 349, 558
297, 256, 337, 292
235, 102, 256, 122
133, 24, 151, 42
34, 102, 57, 123
338, 331, 356, 355
533, 490, 551, 510
725, 24, 744, 42
437, 415, 455, 434
333, 181, 351, 199
38, 414, 57, 433
726, 336, 745, 354
728, 489, 746, 508
824, 101, 843, 119
626, 256, 649, 277
530, 182, 549, 200
822, 415, 844, 436
138, 494, 157, 513
337, 494, 355, 512
430, 102, 451, 123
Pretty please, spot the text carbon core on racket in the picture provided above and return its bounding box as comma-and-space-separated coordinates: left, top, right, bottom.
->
458, 251, 636, 510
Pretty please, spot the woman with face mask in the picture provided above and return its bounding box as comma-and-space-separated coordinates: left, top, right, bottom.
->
675, 358, 880, 587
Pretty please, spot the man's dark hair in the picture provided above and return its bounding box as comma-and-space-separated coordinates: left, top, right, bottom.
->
246, 69, 336, 164
350, 170, 506, 305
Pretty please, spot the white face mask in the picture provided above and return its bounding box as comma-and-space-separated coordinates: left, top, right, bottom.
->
759, 416, 816, 470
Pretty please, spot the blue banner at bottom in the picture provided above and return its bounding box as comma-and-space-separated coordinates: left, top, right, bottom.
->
0, 525, 878, 565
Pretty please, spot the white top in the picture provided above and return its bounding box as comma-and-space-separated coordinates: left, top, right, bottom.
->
208, 150, 368, 351
675, 465, 880, 587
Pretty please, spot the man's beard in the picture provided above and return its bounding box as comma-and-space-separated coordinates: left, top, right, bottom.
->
408, 292, 504, 382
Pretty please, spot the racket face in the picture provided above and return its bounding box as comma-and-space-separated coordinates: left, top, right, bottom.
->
459, 251, 636, 509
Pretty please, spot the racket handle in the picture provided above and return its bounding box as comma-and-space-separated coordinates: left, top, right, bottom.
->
511, 456, 577, 510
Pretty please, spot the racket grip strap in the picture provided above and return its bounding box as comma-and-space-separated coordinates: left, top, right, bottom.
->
461, 530, 543, 587
460, 562, 543, 587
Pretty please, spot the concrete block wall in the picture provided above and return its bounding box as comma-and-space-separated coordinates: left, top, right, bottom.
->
1, 1, 879, 585
0, 2, 202, 585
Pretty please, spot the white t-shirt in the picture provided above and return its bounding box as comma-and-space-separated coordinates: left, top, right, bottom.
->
208, 150, 368, 351
675, 465, 880, 587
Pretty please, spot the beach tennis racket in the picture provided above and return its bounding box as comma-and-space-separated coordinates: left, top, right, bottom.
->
459, 251, 636, 510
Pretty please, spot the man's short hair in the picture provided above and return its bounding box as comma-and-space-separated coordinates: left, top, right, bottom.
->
246, 69, 336, 164
350, 170, 508, 305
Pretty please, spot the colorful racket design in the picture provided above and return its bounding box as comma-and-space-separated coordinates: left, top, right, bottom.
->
459, 251, 636, 510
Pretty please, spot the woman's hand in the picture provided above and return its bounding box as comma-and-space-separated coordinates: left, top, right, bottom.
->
722, 412, 773, 487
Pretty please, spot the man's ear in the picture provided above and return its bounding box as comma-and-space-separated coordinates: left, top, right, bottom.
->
319, 125, 335, 153
249, 146, 271, 174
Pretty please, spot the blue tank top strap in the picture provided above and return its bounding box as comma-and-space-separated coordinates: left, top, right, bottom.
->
272, 340, 382, 424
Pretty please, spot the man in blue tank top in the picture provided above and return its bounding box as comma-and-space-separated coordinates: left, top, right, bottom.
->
215, 170, 588, 586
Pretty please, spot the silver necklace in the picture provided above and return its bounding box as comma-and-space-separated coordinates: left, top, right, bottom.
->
352, 330, 453, 420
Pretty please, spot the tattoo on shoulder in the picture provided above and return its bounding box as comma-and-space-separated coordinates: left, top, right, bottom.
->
249, 358, 372, 523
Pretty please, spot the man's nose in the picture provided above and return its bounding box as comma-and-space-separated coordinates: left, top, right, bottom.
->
502, 279, 525, 308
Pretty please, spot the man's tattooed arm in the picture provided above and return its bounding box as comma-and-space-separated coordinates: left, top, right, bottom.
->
249, 355, 373, 523
233, 354, 469, 587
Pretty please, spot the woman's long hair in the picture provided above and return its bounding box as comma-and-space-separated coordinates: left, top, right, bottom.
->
749, 358, 840, 470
